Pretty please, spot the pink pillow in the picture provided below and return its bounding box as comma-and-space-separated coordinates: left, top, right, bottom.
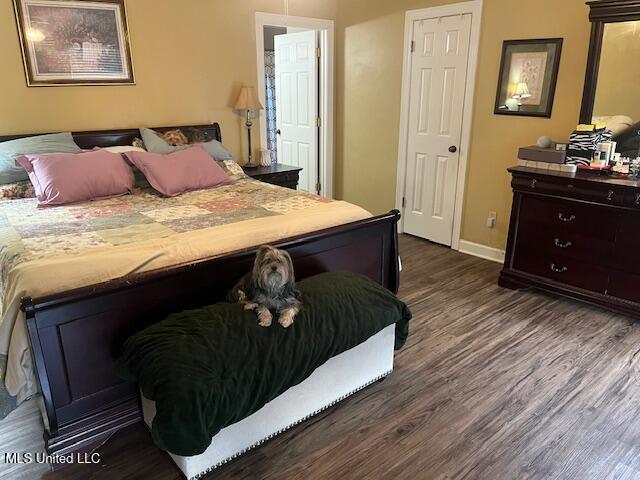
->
16, 150, 135, 207
124, 145, 234, 197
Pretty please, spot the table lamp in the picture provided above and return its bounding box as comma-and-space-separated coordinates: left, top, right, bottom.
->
512, 82, 531, 110
235, 86, 264, 168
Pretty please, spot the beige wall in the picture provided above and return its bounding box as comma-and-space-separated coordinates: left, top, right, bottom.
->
593, 21, 640, 122
335, 0, 591, 249
0, 0, 336, 162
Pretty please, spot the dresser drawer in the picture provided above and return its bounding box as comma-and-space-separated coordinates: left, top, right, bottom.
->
255, 172, 299, 189
519, 195, 618, 242
513, 175, 624, 205
612, 216, 640, 271
277, 172, 299, 183
279, 181, 299, 190
244, 165, 302, 190
608, 270, 640, 303
258, 173, 298, 183
513, 250, 608, 293
624, 190, 640, 209
515, 223, 615, 264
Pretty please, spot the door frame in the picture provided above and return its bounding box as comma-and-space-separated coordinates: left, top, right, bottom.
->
395, 1, 483, 250
255, 12, 334, 198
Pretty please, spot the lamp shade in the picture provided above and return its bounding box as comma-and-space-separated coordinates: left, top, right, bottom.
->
235, 86, 263, 110
513, 82, 531, 99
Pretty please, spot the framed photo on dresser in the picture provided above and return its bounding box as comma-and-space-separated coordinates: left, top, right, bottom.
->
13, 0, 135, 86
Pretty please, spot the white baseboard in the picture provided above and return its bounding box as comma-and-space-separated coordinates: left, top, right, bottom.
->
458, 240, 505, 264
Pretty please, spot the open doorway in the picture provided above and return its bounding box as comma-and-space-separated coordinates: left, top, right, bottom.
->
255, 13, 334, 197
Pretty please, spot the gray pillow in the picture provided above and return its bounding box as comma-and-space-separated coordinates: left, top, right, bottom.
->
0, 132, 81, 184
140, 128, 234, 160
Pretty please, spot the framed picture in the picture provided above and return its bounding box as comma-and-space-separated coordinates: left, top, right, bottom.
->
13, 0, 135, 86
494, 38, 563, 117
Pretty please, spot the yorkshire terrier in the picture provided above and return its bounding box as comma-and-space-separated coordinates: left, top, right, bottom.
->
228, 245, 301, 328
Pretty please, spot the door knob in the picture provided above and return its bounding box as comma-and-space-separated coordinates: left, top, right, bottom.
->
448, 145, 457, 153
276, 129, 281, 135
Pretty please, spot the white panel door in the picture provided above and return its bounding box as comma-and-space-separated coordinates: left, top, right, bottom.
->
275, 30, 318, 193
403, 14, 471, 246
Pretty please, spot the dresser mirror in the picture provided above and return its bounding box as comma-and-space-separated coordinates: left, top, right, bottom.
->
580, 1, 640, 157
592, 21, 640, 122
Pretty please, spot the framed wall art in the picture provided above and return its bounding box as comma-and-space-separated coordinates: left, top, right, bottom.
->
494, 38, 563, 118
13, 0, 135, 86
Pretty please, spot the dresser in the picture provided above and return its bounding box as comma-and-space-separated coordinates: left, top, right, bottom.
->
242, 164, 302, 190
500, 166, 640, 317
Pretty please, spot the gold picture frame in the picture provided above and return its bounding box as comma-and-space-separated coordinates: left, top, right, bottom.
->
13, 0, 135, 87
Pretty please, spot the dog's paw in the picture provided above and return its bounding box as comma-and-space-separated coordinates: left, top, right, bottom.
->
278, 309, 296, 328
257, 309, 273, 327
243, 302, 258, 311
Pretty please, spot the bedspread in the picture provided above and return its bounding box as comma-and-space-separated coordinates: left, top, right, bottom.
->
0, 179, 370, 402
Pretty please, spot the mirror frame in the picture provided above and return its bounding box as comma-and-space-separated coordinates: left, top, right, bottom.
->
580, 0, 640, 124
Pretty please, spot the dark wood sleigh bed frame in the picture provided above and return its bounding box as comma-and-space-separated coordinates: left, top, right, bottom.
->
0, 124, 401, 459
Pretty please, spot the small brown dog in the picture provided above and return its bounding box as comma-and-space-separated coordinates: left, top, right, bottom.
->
227, 245, 301, 328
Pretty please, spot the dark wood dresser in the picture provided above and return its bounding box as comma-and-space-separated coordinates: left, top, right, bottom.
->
500, 166, 640, 317
242, 163, 302, 190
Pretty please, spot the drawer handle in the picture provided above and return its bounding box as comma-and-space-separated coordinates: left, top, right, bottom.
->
558, 213, 576, 222
551, 263, 568, 273
530, 179, 537, 189
607, 190, 614, 202
554, 238, 573, 249
635, 193, 640, 206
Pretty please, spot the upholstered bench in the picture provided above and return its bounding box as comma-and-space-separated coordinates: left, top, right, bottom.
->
118, 272, 411, 479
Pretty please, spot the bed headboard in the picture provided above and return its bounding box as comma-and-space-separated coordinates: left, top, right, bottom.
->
0, 123, 222, 149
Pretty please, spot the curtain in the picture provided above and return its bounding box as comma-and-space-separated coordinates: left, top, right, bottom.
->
264, 51, 278, 162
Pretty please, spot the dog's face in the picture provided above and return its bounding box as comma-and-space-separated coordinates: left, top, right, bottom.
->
161, 129, 189, 146
252, 245, 294, 293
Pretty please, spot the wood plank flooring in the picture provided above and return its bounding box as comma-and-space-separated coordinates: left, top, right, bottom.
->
4, 234, 640, 479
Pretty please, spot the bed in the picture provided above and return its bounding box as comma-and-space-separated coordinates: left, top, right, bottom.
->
0, 123, 401, 459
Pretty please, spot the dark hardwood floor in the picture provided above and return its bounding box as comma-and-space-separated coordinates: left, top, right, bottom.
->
12, 234, 640, 479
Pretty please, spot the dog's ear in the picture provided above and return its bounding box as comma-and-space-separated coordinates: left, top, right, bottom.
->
254, 245, 271, 264
282, 250, 296, 287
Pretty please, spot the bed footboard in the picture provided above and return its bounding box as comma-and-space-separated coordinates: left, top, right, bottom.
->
22, 210, 401, 458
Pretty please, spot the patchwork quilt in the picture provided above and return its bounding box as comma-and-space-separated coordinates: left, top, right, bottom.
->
0, 178, 330, 304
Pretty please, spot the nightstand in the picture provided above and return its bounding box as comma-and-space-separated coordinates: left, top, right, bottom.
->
242, 164, 302, 190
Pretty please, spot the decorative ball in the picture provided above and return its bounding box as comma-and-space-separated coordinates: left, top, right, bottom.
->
537, 136, 553, 149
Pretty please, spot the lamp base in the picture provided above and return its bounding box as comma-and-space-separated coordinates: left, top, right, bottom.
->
243, 162, 259, 169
